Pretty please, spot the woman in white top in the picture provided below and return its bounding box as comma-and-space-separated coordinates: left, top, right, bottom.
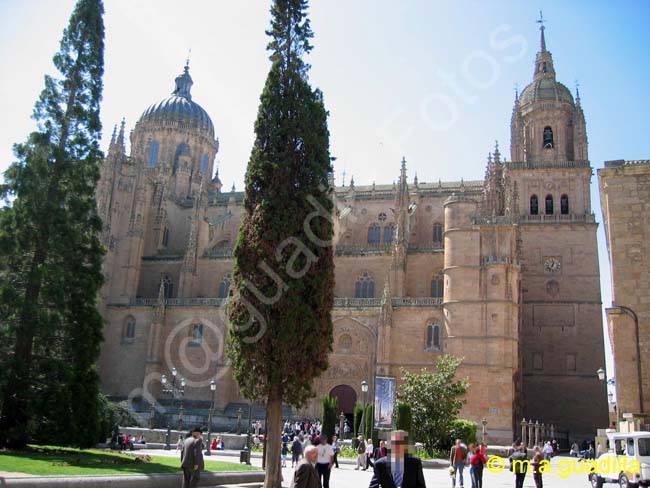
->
365, 438, 374, 470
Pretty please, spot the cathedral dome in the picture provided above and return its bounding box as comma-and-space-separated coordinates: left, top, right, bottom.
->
139, 66, 214, 138
519, 77, 574, 106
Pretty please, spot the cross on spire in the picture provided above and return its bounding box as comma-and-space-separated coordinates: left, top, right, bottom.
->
575, 79, 581, 103
185, 48, 192, 69
536, 11, 547, 52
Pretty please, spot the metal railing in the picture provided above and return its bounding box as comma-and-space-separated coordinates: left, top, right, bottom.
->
128, 296, 442, 308
391, 297, 442, 307
506, 160, 590, 170
130, 297, 227, 307
408, 242, 444, 252
335, 243, 392, 255
519, 213, 595, 224
204, 248, 234, 258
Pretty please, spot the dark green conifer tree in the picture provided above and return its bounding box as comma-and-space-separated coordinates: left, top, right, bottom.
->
227, 0, 334, 485
0, 0, 105, 448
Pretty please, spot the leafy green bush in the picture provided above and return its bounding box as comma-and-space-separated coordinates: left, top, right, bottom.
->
364, 403, 374, 440
321, 396, 338, 440
445, 419, 477, 449
352, 402, 363, 444
97, 394, 138, 442
395, 402, 412, 435
397, 355, 470, 456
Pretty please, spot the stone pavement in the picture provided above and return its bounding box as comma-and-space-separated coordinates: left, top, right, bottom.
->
139, 449, 593, 487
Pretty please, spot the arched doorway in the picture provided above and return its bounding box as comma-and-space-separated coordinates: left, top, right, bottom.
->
330, 384, 357, 415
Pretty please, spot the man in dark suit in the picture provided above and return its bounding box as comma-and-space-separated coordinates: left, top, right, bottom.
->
374, 440, 388, 461
180, 427, 205, 488
291, 445, 322, 488
369, 430, 426, 488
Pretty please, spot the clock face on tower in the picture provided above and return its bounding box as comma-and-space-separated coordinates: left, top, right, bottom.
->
544, 257, 562, 273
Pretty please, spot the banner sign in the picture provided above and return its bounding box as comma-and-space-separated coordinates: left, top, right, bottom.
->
374, 376, 396, 429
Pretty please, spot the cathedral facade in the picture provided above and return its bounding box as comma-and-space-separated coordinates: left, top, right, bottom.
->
97, 26, 607, 443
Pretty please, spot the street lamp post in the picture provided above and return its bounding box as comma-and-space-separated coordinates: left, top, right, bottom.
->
237, 407, 243, 435
339, 412, 346, 440
245, 401, 253, 465
205, 380, 217, 456
161, 368, 183, 450
149, 399, 156, 430
482, 418, 488, 444
359, 380, 368, 440
177, 377, 186, 432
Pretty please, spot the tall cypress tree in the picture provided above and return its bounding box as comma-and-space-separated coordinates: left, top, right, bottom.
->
227, 1, 334, 485
0, 0, 105, 448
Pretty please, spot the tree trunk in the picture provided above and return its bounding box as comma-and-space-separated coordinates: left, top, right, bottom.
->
264, 389, 283, 488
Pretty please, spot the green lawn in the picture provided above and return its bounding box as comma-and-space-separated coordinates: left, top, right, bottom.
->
0, 445, 259, 476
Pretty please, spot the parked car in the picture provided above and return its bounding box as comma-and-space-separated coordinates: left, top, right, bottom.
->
588, 432, 650, 487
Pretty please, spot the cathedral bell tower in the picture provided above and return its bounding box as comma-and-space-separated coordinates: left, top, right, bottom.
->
510, 17, 587, 164
507, 15, 608, 440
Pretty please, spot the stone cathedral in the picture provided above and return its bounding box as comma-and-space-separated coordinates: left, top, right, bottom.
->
97, 25, 608, 443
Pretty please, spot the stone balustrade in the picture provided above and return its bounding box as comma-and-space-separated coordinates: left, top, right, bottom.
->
128, 296, 442, 309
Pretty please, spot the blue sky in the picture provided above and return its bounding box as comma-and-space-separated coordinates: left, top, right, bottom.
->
1, 0, 649, 387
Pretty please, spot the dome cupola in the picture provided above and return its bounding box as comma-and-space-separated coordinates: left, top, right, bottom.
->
139, 65, 214, 138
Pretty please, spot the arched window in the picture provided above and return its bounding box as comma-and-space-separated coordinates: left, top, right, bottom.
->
218, 273, 231, 298
124, 316, 136, 341
425, 324, 441, 351
431, 274, 443, 298
543, 126, 554, 149
367, 223, 380, 245
161, 227, 170, 248
545, 195, 554, 215
338, 334, 352, 353
560, 194, 569, 215
432, 223, 443, 244
383, 224, 395, 244
201, 154, 209, 174
355, 272, 375, 298
530, 195, 539, 215
161, 274, 174, 299
173, 143, 190, 174
148, 141, 160, 167
189, 323, 203, 346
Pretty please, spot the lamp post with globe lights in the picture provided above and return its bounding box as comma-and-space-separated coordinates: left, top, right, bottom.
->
358, 380, 369, 439
161, 368, 185, 449
205, 380, 217, 456
177, 377, 187, 432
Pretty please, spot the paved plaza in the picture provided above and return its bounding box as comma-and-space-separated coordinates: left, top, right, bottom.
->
140, 449, 595, 487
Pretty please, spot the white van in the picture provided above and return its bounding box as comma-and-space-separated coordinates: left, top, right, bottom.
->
588, 432, 650, 487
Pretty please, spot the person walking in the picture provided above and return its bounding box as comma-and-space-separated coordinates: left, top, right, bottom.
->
331, 435, 340, 468
369, 429, 426, 488
365, 438, 375, 470
291, 445, 321, 488
542, 441, 553, 461
292, 436, 303, 468
316, 434, 334, 488
180, 427, 204, 488
469, 443, 486, 488
449, 438, 467, 488
355, 435, 366, 470
509, 444, 528, 488
375, 440, 388, 461
531, 446, 544, 488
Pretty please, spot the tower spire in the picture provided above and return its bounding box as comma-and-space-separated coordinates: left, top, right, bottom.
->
117, 118, 126, 153
537, 11, 547, 52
